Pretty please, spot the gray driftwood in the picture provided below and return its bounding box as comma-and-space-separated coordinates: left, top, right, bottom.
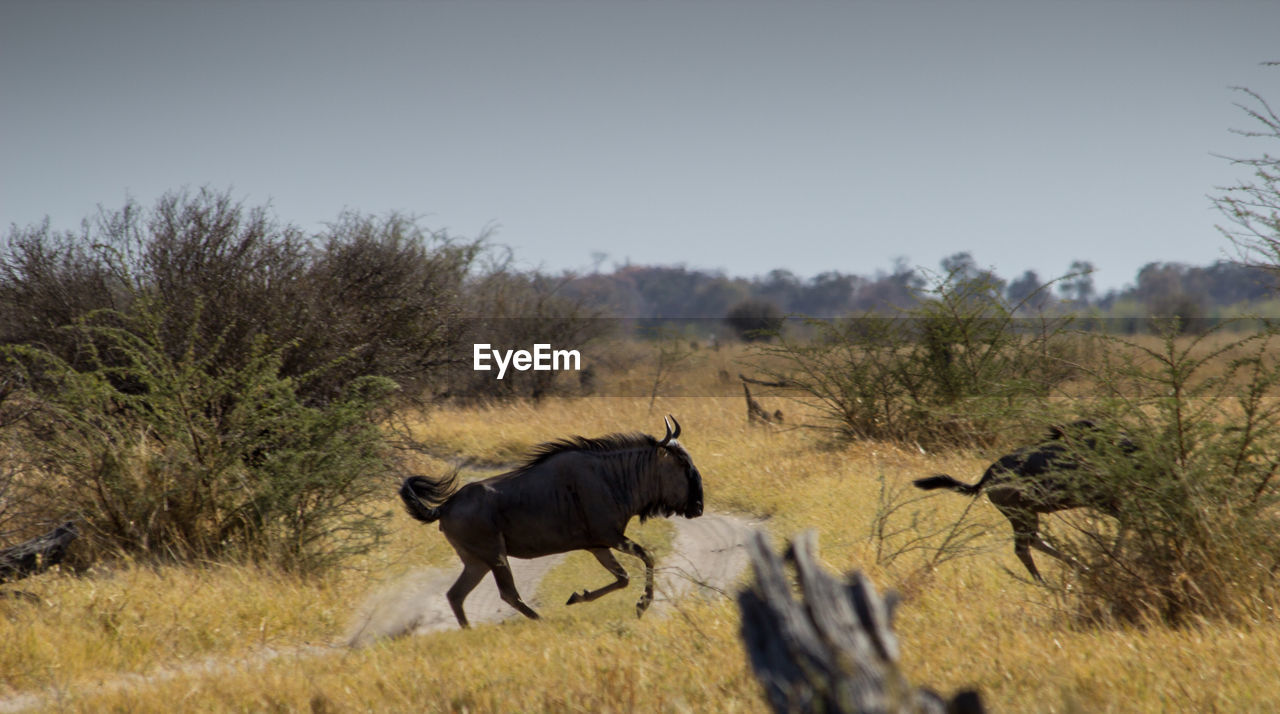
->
738, 530, 983, 714
0, 521, 78, 584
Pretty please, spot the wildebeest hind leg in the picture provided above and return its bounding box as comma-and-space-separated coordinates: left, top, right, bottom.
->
1009, 513, 1084, 583
447, 559, 489, 629
567, 548, 630, 605
616, 538, 655, 617
490, 555, 541, 621
1013, 533, 1045, 583
1006, 511, 1046, 583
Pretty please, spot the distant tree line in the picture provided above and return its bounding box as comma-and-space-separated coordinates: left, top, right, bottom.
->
552, 251, 1277, 339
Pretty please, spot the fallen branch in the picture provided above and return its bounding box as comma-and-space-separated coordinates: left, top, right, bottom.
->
738, 529, 983, 714
0, 521, 78, 584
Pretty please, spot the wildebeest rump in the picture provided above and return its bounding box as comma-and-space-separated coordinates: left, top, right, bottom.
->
399, 415, 704, 628
913, 420, 1136, 582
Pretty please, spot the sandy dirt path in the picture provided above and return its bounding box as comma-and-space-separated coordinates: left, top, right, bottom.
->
652, 512, 763, 611
345, 512, 762, 643
0, 512, 760, 712
343, 551, 569, 645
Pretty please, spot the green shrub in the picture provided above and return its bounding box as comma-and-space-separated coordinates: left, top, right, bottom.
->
752, 272, 1076, 447
1049, 324, 1280, 624
2, 297, 396, 573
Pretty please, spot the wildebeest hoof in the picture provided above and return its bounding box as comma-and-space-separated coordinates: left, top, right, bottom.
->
567, 590, 587, 605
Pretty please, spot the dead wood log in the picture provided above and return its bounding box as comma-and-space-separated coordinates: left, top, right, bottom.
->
738, 530, 983, 714
0, 521, 78, 584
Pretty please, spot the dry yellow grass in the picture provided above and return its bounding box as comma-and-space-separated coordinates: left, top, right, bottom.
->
3, 343, 1280, 712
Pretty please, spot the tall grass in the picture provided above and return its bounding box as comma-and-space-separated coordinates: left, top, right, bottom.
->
4, 348, 1280, 711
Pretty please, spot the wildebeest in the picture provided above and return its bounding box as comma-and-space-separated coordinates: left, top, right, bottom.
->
399, 415, 704, 628
913, 420, 1136, 582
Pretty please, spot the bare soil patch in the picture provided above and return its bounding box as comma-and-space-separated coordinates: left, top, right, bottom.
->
345, 511, 760, 645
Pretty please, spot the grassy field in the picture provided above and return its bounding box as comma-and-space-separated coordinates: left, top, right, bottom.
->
4, 342, 1280, 712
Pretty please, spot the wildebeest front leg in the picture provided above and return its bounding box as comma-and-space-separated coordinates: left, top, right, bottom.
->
616, 538, 655, 617
566, 548, 630, 605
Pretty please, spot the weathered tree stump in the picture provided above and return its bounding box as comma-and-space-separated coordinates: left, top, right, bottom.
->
0, 521, 78, 584
738, 529, 983, 714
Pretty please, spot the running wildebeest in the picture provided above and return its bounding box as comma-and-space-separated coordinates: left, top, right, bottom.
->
399, 415, 704, 628
913, 420, 1137, 582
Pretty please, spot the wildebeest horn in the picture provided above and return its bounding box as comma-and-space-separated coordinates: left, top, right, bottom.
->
658, 415, 681, 446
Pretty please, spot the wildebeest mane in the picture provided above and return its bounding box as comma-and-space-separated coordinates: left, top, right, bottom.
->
513, 432, 660, 474
514, 431, 692, 522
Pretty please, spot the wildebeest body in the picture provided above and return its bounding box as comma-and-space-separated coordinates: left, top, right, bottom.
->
438, 456, 674, 557
401, 416, 703, 628
914, 420, 1134, 582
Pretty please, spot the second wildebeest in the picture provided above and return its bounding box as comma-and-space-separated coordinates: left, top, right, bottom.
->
399, 416, 704, 628
913, 420, 1137, 582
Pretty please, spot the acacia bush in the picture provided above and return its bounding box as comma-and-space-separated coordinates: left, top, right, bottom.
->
752, 272, 1076, 447
292, 211, 480, 404
1048, 324, 1280, 624
0, 189, 480, 407
1, 298, 398, 572
0, 189, 486, 570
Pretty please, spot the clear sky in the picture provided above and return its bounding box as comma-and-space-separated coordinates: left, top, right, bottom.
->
3, 0, 1278, 293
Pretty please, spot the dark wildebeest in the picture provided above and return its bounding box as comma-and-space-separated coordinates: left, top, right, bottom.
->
913, 420, 1136, 582
399, 415, 704, 628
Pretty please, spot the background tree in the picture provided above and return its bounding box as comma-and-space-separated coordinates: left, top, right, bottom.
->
940, 252, 1006, 299
1215, 66, 1280, 274
1005, 269, 1055, 312
725, 298, 784, 342
1058, 260, 1096, 306
0, 189, 485, 571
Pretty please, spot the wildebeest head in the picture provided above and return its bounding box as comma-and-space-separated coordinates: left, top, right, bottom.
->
655, 415, 704, 518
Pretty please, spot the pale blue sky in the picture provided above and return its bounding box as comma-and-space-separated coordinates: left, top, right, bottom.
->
3, 1, 1278, 292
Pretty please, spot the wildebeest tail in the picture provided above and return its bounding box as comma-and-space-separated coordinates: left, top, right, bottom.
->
912, 474, 983, 496
398, 472, 459, 524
